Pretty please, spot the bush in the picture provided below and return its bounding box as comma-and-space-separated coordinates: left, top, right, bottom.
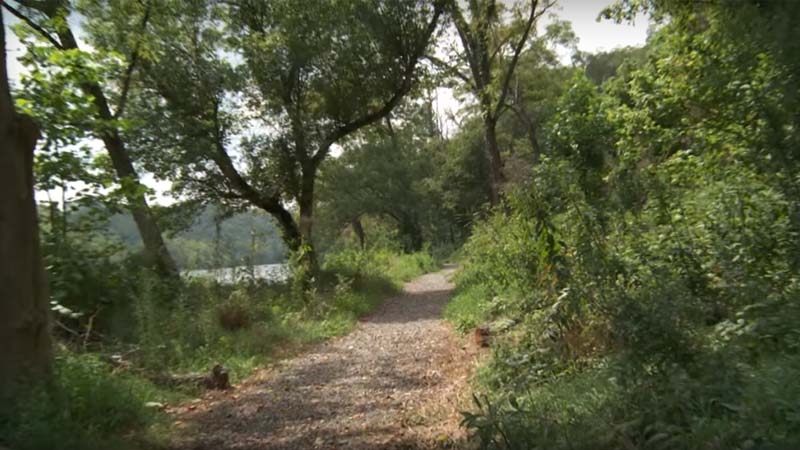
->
444, 284, 492, 333
323, 245, 437, 287
0, 353, 163, 450
452, 12, 800, 447
216, 289, 253, 331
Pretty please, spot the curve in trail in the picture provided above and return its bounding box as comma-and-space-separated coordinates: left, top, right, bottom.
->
171, 265, 476, 450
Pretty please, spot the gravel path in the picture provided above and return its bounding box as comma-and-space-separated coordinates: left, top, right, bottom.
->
170, 265, 477, 450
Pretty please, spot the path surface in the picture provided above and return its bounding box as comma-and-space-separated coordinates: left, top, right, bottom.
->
170, 265, 477, 450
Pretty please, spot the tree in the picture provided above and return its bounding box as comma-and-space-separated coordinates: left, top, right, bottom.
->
583, 46, 646, 85
437, 0, 554, 204
318, 114, 436, 253
496, 20, 577, 180
3, 0, 179, 277
0, 8, 51, 395
130, 0, 443, 273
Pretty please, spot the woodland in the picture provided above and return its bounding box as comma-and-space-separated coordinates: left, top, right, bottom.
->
2, 0, 800, 449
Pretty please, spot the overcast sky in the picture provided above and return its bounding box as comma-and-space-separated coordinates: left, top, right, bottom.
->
553, 0, 649, 54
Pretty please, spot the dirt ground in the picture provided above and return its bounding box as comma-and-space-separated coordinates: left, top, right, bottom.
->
169, 265, 481, 450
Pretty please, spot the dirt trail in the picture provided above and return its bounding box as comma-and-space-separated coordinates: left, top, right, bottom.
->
170, 265, 478, 450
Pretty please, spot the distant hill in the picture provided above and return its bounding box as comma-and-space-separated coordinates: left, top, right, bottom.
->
107, 205, 287, 270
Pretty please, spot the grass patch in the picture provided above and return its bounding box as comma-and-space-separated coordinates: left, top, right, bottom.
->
444, 284, 492, 333
0, 352, 177, 450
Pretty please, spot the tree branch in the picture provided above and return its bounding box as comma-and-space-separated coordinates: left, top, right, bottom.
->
206, 100, 302, 248
488, 29, 514, 64
494, 0, 550, 114
1, 0, 64, 50
314, 4, 444, 166
113, 0, 152, 119
423, 53, 474, 88
448, 2, 482, 88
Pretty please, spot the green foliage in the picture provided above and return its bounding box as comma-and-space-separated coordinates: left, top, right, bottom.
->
582, 46, 646, 85
323, 245, 437, 288
463, 352, 800, 450
444, 284, 493, 333
0, 352, 166, 450
317, 106, 443, 253
18, 197, 435, 448
122, 235, 437, 381
453, 2, 800, 448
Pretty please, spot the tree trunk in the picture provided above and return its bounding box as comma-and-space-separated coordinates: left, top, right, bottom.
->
101, 133, 179, 277
399, 216, 424, 253
0, 16, 52, 396
512, 103, 542, 165
297, 168, 318, 273
351, 217, 366, 250
54, 25, 178, 278
483, 116, 504, 205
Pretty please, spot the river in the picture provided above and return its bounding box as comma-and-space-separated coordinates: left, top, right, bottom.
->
182, 263, 290, 284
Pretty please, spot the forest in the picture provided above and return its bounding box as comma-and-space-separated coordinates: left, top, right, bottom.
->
2, 0, 800, 449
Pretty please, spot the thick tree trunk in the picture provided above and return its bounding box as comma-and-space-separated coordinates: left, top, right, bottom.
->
0, 16, 52, 396
54, 26, 178, 278
483, 116, 504, 205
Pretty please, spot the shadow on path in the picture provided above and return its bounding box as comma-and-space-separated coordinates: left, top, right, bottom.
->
168, 267, 477, 450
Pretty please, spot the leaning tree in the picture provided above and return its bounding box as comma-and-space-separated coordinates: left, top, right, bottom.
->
3, 0, 179, 277
123, 0, 444, 273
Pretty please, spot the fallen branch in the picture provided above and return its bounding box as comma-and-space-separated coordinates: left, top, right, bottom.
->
151, 364, 231, 390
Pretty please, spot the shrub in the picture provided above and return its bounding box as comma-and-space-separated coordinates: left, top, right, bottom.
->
444, 284, 493, 333
216, 289, 252, 331
452, 14, 800, 446
0, 352, 161, 450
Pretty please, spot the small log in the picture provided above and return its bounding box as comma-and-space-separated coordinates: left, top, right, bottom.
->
154, 364, 230, 390
474, 318, 518, 347
474, 325, 491, 347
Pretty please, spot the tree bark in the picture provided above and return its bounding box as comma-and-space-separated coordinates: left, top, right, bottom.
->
55, 27, 178, 278
297, 164, 318, 273
101, 132, 179, 277
8, 5, 180, 278
351, 217, 366, 250
0, 13, 52, 396
510, 103, 542, 164
483, 115, 504, 205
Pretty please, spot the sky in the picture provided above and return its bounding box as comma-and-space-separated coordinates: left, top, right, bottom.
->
3, 0, 650, 205
553, 0, 649, 54
433, 0, 650, 137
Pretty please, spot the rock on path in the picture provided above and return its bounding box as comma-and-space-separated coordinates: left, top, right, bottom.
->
170, 265, 478, 450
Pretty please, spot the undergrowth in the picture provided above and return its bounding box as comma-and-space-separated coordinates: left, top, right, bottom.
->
447, 5, 800, 449
3, 247, 437, 450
